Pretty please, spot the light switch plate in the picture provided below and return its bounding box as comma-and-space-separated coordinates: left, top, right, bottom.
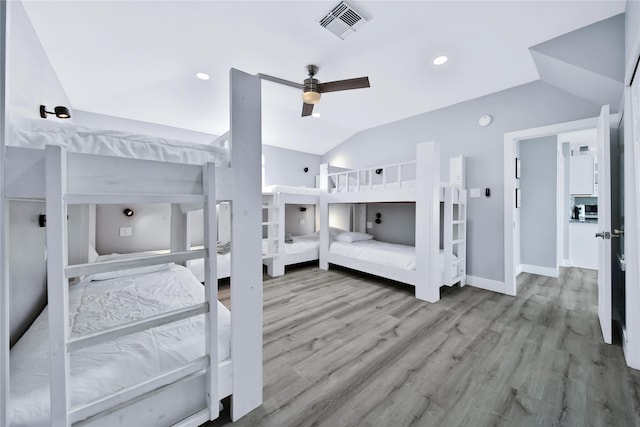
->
299, 219, 305, 225
119, 226, 132, 237
367, 222, 373, 229
470, 188, 481, 198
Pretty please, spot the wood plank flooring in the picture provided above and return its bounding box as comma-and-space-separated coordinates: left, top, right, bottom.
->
205, 265, 640, 427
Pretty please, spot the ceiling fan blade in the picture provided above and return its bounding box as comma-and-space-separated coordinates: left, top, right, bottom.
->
302, 102, 314, 117
318, 77, 370, 93
257, 73, 304, 90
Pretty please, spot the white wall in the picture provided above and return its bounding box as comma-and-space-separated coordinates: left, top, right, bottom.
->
6, 1, 71, 344
263, 144, 321, 188
519, 135, 558, 270
323, 81, 603, 284
284, 204, 316, 236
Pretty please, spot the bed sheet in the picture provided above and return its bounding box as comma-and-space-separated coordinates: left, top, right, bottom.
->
9, 265, 230, 427
330, 240, 455, 271
187, 252, 230, 282
329, 180, 416, 193
9, 121, 229, 166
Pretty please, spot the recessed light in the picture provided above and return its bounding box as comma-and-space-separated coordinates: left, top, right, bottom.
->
312, 112, 321, 118
196, 72, 210, 80
432, 55, 448, 66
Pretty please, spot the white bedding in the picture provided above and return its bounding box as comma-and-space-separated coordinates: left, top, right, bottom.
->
187, 252, 231, 282
262, 185, 321, 196
9, 265, 230, 427
262, 233, 320, 256
330, 239, 454, 271
329, 180, 417, 193
9, 121, 229, 166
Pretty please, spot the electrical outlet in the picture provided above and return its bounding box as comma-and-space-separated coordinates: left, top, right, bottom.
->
367, 222, 373, 229
119, 226, 132, 237
470, 188, 481, 198
299, 219, 305, 225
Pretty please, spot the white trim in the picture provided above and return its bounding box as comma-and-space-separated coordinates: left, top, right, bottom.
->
556, 138, 565, 274
504, 116, 599, 296
520, 264, 559, 278
466, 275, 509, 295
515, 264, 523, 276
561, 258, 571, 267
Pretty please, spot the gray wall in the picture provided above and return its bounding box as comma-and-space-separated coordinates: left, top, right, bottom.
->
284, 204, 316, 236
323, 81, 603, 282
7, 1, 71, 345
263, 144, 321, 188
627, 0, 640, 72
519, 136, 557, 269
365, 203, 416, 246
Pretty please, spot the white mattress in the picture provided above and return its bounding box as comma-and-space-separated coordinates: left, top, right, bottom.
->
8, 265, 231, 427
187, 252, 231, 282
262, 185, 321, 196
329, 180, 416, 193
262, 234, 320, 256
330, 240, 454, 271
285, 234, 320, 255
9, 121, 229, 166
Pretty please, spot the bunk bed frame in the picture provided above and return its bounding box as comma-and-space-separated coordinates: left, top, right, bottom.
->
319, 141, 467, 303
1, 69, 263, 426
262, 187, 320, 277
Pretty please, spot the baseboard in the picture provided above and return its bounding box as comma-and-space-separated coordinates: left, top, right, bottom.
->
466, 275, 508, 295
515, 264, 523, 275
520, 264, 559, 278
561, 259, 571, 267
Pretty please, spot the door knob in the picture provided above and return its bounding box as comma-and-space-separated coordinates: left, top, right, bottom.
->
595, 232, 611, 239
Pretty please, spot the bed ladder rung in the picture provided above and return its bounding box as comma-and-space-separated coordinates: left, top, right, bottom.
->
67, 302, 208, 352
65, 249, 206, 279
69, 356, 209, 425
65, 193, 205, 206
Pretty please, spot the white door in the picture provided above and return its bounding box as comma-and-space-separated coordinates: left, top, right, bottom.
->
596, 104, 612, 344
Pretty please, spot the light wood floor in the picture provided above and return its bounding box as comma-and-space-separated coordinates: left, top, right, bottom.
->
205, 264, 640, 427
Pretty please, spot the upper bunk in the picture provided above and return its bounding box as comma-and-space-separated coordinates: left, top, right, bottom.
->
5, 120, 235, 203
262, 184, 320, 205
319, 141, 466, 204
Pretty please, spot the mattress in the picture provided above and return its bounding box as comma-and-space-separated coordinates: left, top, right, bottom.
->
330, 180, 416, 193
8, 121, 229, 166
187, 252, 230, 282
262, 234, 320, 256
329, 240, 454, 271
285, 234, 320, 255
262, 185, 321, 196
8, 265, 231, 427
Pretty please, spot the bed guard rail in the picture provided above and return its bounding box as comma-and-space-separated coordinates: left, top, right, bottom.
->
325, 161, 417, 193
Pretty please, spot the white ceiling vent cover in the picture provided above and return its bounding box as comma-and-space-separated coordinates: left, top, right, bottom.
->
319, 1, 369, 40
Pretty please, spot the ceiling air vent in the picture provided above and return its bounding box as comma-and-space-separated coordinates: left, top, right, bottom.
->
319, 1, 369, 40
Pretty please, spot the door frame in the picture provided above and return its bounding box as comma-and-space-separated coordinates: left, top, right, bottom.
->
503, 116, 605, 296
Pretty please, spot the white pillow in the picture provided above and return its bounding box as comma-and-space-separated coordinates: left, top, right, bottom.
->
335, 232, 374, 243
84, 252, 173, 281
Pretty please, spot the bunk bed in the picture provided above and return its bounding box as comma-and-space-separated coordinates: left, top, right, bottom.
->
2, 69, 263, 426
319, 141, 467, 303
261, 185, 321, 277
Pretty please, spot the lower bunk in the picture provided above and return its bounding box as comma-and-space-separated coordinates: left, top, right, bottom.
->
327, 237, 461, 288
9, 264, 232, 427
263, 233, 319, 277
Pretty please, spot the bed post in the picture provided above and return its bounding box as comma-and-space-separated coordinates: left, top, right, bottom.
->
229, 68, 263, 420
319, 163, 329, 270
0, 1, 7, 424
415, 142, 440, 303
170, 204, 189, 265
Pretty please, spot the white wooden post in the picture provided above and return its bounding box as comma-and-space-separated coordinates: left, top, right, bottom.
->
443, 188, 453, 285
274, 192, 285, 276
415, 142, 440, 302
229, 68, 263, 420
319, 164, 329, 270
0, 1, 7, 424
45, 145, 71, 426
170, 204, 189, 265
203, 163, 219, 420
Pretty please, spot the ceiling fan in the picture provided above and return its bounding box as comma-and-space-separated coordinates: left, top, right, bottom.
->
258, 65, 370, 117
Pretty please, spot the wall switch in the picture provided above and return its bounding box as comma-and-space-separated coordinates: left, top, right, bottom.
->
367, 221, 373, 229
119, 226, 132, 237
470, 188, 481, 198
299, 219, 305, 225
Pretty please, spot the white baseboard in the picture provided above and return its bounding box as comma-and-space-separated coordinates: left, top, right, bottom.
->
515, 264, 523, 275
561, 259, 571, 267
466, 275, 508, 295
520, 264, 559, 278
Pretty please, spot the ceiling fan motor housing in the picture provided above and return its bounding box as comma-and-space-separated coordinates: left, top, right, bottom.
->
303, 77, 321, 104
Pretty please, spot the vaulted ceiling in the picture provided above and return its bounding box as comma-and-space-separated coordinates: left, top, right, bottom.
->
22, 1, 626, 154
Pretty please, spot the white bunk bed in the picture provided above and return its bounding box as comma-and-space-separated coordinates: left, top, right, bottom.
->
261, 185, 321, 277
319, 141, 467, 303
2, 70, 263, 426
